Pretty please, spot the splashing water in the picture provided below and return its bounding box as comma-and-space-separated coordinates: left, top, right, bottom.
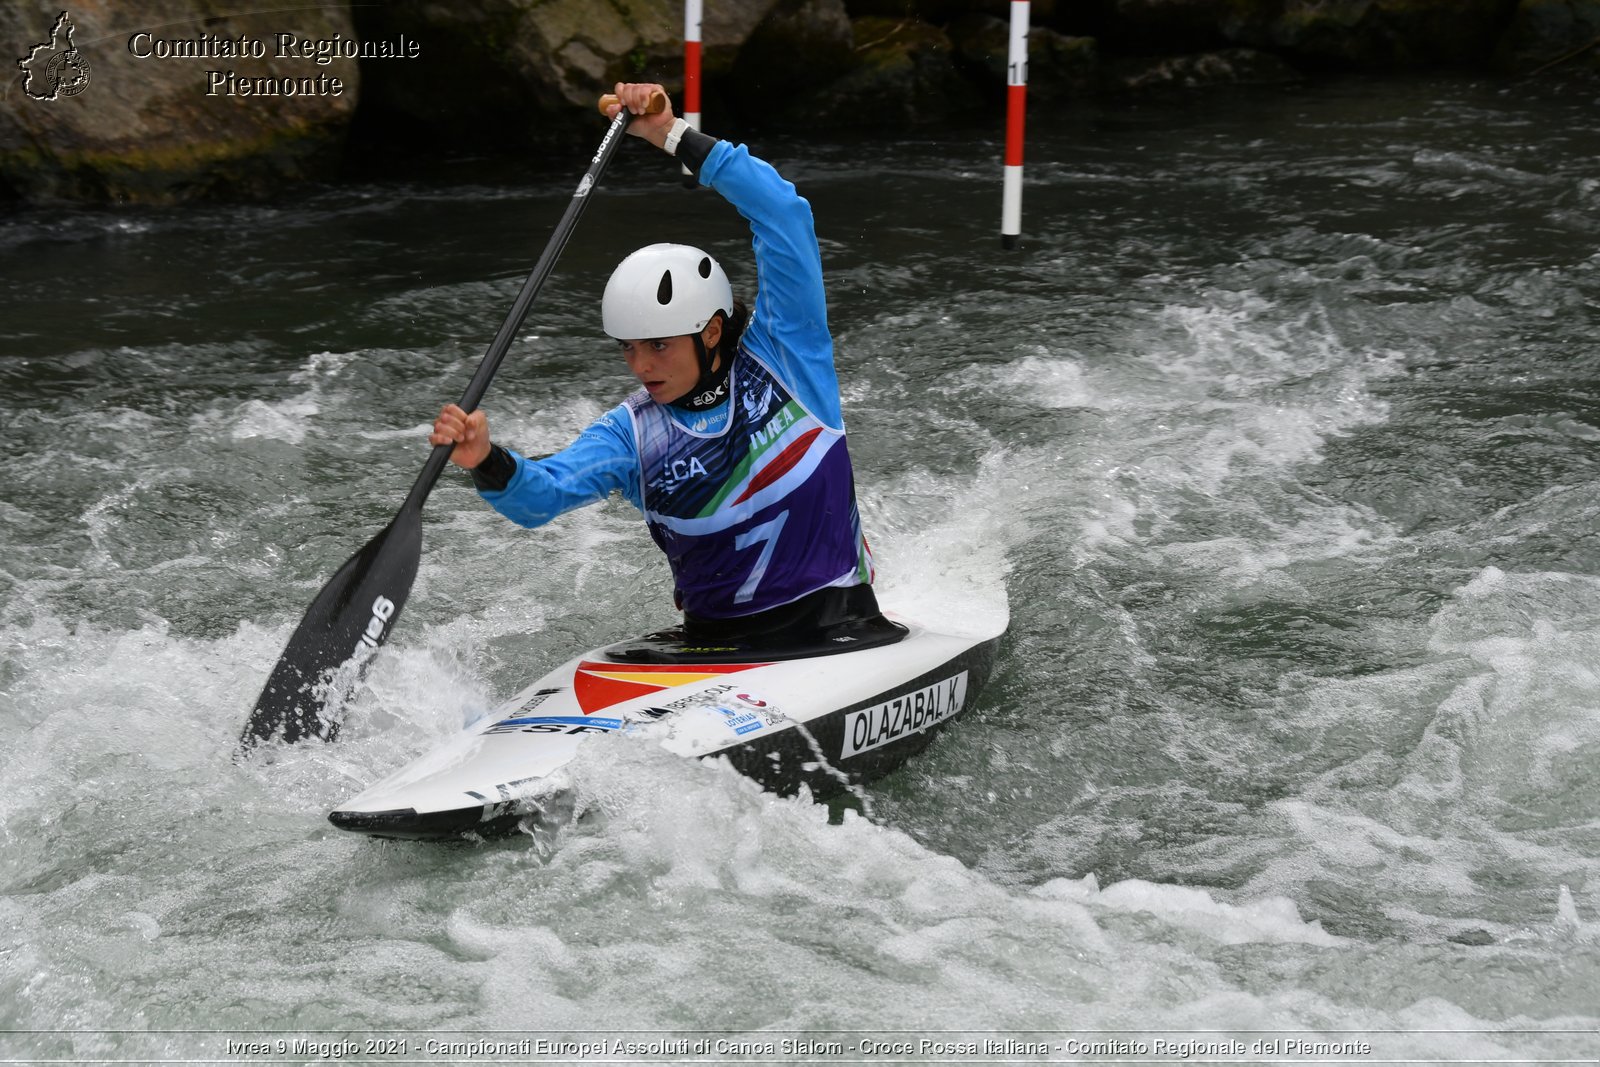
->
2, 78, 1597, 1058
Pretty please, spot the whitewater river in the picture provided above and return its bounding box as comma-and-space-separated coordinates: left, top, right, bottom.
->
2, 77, 1597, 1061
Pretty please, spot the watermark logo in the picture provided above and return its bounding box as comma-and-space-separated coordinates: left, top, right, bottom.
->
19, 10, 91, 100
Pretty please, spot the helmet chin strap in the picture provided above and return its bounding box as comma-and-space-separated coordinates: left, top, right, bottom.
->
671, 330, 731, 411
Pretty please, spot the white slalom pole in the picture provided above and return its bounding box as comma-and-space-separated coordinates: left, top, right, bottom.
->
683, 0, 703, 182
1002, 0, 1030, 249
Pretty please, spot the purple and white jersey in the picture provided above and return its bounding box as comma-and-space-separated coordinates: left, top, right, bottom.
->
624, 348, 872, 619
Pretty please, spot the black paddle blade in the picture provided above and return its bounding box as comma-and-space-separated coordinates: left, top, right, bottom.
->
238, 507, 422, 753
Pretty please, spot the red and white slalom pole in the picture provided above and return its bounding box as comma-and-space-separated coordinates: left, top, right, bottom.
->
683, 0, 702, 182
1002, 0, 1030, 249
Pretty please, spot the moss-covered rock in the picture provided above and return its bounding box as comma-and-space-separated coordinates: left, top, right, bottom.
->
1257, 0, 1519, 68
1030, 28, 1102, 98
726, 0, 856, 121
1, 1, 359, 202
948, 13, 1012, 82
951, 16, 1099, 98
1493, 0, 1600, 73
846, 0, 1027, 22
1102, 0, 1240, 51
797, 16, 977, 126
1100, 0, 1533, 70
352, 0, 781, 150
1112, 46, 1300, 91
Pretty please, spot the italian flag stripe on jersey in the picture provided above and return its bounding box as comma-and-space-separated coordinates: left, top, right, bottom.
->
695, 399, 809, 518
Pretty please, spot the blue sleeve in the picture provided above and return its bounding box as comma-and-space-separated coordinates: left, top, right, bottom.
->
479, 405, 642, 525
699, 140, 843, 430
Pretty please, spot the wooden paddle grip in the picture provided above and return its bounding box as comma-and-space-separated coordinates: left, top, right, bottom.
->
597, 90, 668, 117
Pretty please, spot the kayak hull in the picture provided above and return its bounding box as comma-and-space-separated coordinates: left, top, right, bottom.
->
328, 614, 1004, 841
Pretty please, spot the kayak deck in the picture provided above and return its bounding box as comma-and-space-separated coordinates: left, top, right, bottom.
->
327, 615, 1003, 841
602, 614, 909, 664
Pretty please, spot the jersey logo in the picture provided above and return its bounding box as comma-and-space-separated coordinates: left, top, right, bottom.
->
748, 403, 797, 450
654, 454, 709, 494
690, 380, 727, 408
742, 380, 774, 423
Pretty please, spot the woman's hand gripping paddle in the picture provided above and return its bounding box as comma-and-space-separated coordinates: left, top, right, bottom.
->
237, 91, 666, 754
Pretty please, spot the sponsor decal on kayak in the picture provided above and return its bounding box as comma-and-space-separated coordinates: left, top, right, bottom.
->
840, 673, 968, 758
715, 704, 780, 736
573, 660, 768, 714
630, 682, 747, 723
724, 711, 766, 735
463, 777, 540, 819
484, 715, 623, 736
711, 690, 783, 736
516, 687, 563, 712
667, 683, 733, 705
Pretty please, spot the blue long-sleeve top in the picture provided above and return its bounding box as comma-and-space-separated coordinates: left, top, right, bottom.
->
478, 139, 842, 528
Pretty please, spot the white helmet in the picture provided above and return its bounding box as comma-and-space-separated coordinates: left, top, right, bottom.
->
602, 243, 733, 340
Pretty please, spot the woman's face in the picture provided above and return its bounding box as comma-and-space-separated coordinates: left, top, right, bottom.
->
620, 334, 701, 404
619, 318, 723, 404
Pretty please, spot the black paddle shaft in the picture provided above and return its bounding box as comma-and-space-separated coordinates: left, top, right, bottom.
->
406, 104, 645, 515
239, 104, 647, 753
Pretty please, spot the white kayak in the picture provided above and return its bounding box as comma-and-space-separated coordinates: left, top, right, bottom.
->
328, 611, 1005, 840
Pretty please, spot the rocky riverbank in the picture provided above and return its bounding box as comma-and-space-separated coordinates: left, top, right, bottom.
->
3, 0, 1598, 203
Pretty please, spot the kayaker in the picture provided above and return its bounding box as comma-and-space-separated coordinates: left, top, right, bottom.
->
430, 81, 884, 647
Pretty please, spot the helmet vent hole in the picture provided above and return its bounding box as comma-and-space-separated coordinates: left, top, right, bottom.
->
656, 270, 673, 304
698, 257, 712, 279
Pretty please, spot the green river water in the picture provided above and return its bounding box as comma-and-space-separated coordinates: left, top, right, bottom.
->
1, 76, 1598, 1060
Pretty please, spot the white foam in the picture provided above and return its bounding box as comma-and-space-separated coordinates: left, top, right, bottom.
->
222, 395, 322, 443
870, 454, 1012, 637
943, 350, 1099, 409
185, 350, 372, 444
1411, 149, 1555, 188
0, 597, 1584, 1051
1035, 872, 1342, 946
287, 350, 357, 385
1554, 885, 1600, 944
1267, 801, 1480, 895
